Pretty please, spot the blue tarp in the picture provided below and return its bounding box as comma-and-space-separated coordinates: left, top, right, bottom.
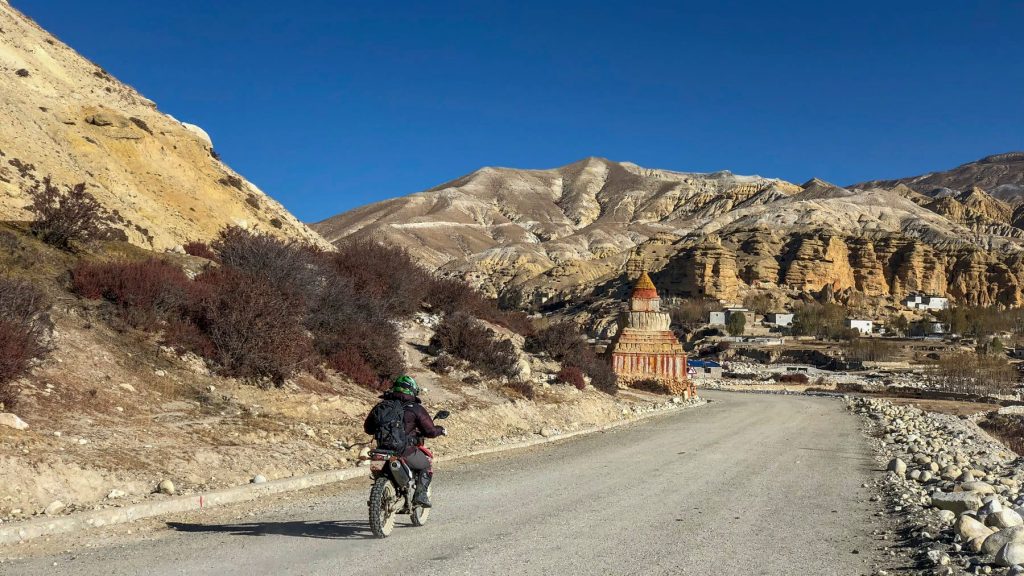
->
687, 360, 721, 368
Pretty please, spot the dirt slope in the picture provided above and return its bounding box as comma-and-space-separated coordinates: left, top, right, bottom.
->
0, 2, 329, 249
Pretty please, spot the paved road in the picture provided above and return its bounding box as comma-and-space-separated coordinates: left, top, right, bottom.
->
7, 392, 884, 576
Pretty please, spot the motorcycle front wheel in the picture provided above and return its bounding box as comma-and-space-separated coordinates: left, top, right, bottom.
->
368, 477, 397, 538
410, 485, 431, 526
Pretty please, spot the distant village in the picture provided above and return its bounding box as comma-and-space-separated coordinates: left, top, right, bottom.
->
705, 292, 951, 340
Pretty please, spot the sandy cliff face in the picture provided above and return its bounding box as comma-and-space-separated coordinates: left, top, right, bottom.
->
0, 4, 328, 249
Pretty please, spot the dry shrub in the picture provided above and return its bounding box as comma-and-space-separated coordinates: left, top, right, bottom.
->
189, 267, 313, 386
330, 238, 431, 318
428, 277, 533, 335
212, 226, 320, 299
632, 378, 670, 394
0, 278, 51, 408
331, 239, 532, 334
26, 177, 114, 251
527, 322, 617, 394
929, 352, 1018, 395
71, 258, 191, 329
775, 373, 810, 384
431, 353, 459, 373
557, 365, 586, 390
326, 347, 383, 390
305, 277, 406, 383
183, 241, 218, 261
505, 379, 536, 400
844, 339, 899, 362
430, 312, 519, 378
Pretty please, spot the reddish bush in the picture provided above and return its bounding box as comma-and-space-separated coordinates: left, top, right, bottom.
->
326, 347, 385, 390
329, 239, 431, 318
72, 258, 191, 328
212, 226, 320, 300
25, 177, 115, 251
183, 241, 217, 261
305, 277, 406, 380
427, 277, 533, 335
527, 322, 616, 394
775, 373, 810, 384
557, 366, 586, 390
190, 267, 313, 386
430, 312, 519, 378
0, 278, 51, 408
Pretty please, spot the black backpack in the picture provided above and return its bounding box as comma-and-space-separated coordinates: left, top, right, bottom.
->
371, 399, 410, 452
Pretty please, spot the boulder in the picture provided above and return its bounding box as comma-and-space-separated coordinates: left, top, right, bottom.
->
988, 509, 1024, 530
982, 526, 1024, 556
956, 515, 995, 542
0, 413, 28, 430
996, 542, 1024, 567
251, 475, 267, 484
956, 481, 997, 495
157, 479, 175, 495
44, 500, 65, 516
887, 458, 907, 476
932, 491, 984, 514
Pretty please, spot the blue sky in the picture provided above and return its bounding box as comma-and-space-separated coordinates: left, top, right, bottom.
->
16, 1, 1024, 222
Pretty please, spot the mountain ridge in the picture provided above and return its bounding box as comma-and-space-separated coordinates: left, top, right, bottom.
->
314, 154, 1024, 313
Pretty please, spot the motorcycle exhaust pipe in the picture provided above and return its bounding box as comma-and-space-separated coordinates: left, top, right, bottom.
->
388, 461, 412, 486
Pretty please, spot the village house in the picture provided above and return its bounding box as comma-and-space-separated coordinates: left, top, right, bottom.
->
709, 307, 755, 327
764, 312, 794, 328
902, 293, 949, 311
845, 319, 874, 335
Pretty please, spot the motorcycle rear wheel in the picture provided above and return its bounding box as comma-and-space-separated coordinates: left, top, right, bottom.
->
368, 477, 397, 538
410, 485, 431, 526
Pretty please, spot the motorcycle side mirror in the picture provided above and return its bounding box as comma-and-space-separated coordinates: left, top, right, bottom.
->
434, 410, 451, 420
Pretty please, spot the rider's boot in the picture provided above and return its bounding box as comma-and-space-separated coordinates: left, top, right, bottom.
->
413, 471, 433, 508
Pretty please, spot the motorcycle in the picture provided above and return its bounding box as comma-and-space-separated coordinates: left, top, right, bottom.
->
367, 409, 450, 538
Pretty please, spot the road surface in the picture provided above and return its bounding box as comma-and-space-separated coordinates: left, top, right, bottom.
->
6, 391, 886, 575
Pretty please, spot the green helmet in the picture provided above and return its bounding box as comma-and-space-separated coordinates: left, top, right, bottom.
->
392, 375, 419, 396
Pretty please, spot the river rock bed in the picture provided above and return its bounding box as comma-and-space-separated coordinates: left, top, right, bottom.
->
850, 397, 1024, 575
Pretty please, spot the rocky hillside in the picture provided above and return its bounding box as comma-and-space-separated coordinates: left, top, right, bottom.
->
0, 2, 328, 250
856, 152, 1024, 204
315, 155, 1024, 312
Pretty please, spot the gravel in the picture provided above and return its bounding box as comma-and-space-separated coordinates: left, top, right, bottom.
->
849, 396, 1024, 575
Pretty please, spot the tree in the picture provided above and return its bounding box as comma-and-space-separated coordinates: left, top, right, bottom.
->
888, 314, 909, 337
726, 312, 746, 336
742, 293, 774, 315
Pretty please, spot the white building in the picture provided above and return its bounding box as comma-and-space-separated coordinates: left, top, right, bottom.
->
709, 307, 749, 326
845, 319, 873, 335
764, 312, 794, 327
903, 294, 949, 311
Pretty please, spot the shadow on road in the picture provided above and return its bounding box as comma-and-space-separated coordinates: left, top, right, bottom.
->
166, 520, 375, 540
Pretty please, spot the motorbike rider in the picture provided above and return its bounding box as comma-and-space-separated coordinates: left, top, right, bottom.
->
363, 375, 445, 507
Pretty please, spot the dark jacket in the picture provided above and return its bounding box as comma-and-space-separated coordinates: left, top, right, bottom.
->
363, 391, 442, 445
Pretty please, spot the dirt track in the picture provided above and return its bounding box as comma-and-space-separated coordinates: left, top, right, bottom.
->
6, 391, 888, 575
